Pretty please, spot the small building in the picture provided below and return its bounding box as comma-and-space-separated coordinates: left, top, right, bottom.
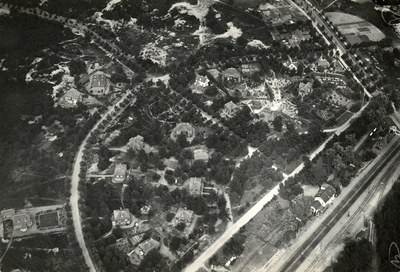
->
195, 75, 210, 87
113, 163, 127, 183
223, 68, 241, 82
171, 122, 195, 143
64, 88, 83, 106
194, 149, 209, 162
127, 135, 145, 151
311, 183, 336, 215
224, 101, 240, 116
317, 57, 330, 70
298, 82, 313, 97
174, 207, 194, 226
12, 213, 33, 232
112, 208, 132, 226
128, 238, 160, 265
140, 205, 151, 215
79, 74, 90, 85
241, 63, 260, 75
89, 71, 110, 96
189, 177, 203, 196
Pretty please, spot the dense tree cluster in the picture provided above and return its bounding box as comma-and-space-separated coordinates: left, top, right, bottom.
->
69, 59, 86, 77
374, 182, 400, 271
332, 239, 374, 272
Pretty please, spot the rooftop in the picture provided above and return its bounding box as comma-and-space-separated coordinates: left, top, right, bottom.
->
90, 71, 108, 88
189, 177, 203, 195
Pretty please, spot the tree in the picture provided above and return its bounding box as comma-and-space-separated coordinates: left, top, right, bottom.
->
273, 115, 283, 132
332, 239, 374, 272
175, 222, 186, 231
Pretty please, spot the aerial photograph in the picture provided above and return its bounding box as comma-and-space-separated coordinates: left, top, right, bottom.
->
1, 0, 400, 271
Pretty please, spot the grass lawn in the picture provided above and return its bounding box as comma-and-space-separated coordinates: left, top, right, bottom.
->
39, 211, 59, 228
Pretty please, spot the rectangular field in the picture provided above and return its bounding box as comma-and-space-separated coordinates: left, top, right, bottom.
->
39, 211, 59, 228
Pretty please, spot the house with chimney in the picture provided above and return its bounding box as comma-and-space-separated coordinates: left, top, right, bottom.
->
112, 208, 136, 227
189, 177, 203, 196
311, 184, 336, 215
89, 71, 110, 96
174, 207, 194, 226
128, 237, 160, 265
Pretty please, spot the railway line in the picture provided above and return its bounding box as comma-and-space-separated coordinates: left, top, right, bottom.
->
304, 151, 400, 272
276, 137, 400, 272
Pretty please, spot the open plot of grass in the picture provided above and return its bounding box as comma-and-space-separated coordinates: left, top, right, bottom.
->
39, 211, 59, 228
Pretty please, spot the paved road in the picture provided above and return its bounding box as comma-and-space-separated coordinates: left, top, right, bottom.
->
70, 91, 135, 272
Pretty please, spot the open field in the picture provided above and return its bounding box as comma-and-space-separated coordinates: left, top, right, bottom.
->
323, 0, 400, 41
39, 211, 59, 228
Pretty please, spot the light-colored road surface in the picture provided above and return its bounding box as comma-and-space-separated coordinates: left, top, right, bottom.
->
70, 91, 135, 272
71, 136, 96, 272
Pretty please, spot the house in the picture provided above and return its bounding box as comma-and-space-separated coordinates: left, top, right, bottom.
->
195, 75, 210, 87
79, 74, 90, 85
63, 88, 82, 106
140, 205, 151, 215
194, 149, 209, 162
298, 82, 313, 97
174, 207, 194, 226
241, 63, 260, 75
127, 135, 144, 151
113, 163, 127, 183
112, 208, 134, 226
128, 238, 160, 265
189, 177, 203, 196
224, 101, 240, 116
316, 57, 330, 70
12, 213, 33, 232
311, 184, 336, 215
171, 122, 196, 142
89, 71, 110, 96
223, 68, 241, 82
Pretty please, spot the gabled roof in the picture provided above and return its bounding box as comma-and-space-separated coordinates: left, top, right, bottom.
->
139, 238, 160, 255
189, 177, 203, 195
65, 88, 82, 100
113, 208, 131, 222
225, 101, 238, 111
315, 185, 336, 203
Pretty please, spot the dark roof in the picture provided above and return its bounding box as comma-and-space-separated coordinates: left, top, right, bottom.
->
384, 116, 397, 128
315, 185, 336, 203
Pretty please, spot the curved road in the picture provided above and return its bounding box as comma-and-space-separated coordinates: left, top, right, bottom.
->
70, 91, 135, 272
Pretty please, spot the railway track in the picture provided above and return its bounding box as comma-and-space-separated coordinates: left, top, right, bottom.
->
276, 137, 400, 272
304, 152, 400, 272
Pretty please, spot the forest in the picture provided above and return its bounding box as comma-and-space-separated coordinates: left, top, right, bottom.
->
374, 182, 400, 271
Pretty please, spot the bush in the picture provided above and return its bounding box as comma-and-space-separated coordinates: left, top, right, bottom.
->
166, 213, 175, 222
